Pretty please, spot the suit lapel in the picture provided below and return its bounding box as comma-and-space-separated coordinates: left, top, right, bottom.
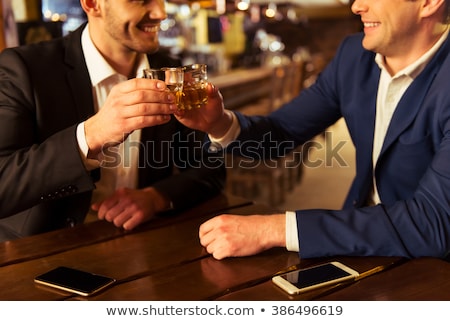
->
62, 24, 98, 181
63, 24, 95, 122
354, 59, 379, 152
354, 61, 380, 205
379, 36, 450, 158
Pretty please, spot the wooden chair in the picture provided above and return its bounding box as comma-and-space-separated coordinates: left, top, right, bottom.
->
225, 154, 286, 207
225, 60, 307, 207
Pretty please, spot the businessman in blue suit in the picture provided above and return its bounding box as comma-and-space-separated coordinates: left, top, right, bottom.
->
176, 0, 450, 259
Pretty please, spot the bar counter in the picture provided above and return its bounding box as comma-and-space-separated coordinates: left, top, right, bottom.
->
1, 193, 449, 300
209, 67, 273, 110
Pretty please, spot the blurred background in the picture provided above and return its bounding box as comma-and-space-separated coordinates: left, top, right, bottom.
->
0, 0, 358, 209
1, 0, 361, 73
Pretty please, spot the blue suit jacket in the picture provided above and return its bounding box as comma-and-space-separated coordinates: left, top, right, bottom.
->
234, 33, 450, 258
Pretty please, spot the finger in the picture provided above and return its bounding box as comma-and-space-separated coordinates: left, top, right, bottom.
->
207, 243, 227, 260
122, 214, 142, 230
123, 110, 173, 124
117, 77, 168, 93
199, 218, 215, 238
98, 198, 122, 222
95, 202, 108, 220
172, 107, 185, 118
91, 202, 100, 212
120, 92, 177, 114
206, 82, 217, 95
111, 210, 132, 228
110, 79, 177, 113
212, 251, 226, 260
207, 82, 223, 101
199, 228, 215, 247
110, 109, 172, 135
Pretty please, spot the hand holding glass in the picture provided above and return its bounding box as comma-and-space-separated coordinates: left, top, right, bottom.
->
143, 67, 184, 107
180, 64, 208, 110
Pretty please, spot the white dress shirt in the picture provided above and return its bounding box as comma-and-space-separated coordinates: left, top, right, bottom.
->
210, 29, 449, 253
76, 24, 149, 205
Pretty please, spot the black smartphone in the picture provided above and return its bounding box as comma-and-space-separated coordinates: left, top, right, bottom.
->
272, 261, 359, 295
34, 266, 116, 296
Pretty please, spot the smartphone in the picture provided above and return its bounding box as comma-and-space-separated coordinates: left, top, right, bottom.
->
34, 266, 116, 296
272, 261, 359, 295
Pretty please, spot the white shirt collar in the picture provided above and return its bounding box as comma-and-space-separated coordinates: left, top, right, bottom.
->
81, 24, 150, 86
375, 28, 449, 79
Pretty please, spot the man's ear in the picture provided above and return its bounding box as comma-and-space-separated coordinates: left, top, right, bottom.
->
79, 0, 102, 17
420, 0, 446, 18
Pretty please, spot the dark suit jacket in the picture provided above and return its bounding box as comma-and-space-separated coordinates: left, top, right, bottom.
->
0, 24, 225, 241
232, 33, 450, 258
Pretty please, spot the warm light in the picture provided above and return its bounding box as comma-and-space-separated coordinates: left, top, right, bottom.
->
265, 2, 278, 18
236, 0, 250, 11
43, 10, 52, 19
51, 13, 60, 21
269, 41, 284, 52
160, 18, 175, 31
265, 9, 275, 17
178, 4, 191, 18
216, 0, 226, 15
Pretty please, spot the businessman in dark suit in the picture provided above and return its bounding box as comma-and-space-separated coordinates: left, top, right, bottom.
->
176, 0, 450, 259
0, 0, 225, 241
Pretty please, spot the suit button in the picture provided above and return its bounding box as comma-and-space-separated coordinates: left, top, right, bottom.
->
208, 142, 222, 153
67, 185, 78, 193
66, 217, 76, 227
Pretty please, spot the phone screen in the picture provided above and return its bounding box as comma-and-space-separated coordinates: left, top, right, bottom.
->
280, 263, 353, 288
272, 262, 359, 295
34, 266, 116, 296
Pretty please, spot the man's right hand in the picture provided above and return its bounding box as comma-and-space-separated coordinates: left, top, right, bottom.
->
84, 78, 176, 160
174, 83, 233, 139
199, 213, 287, 260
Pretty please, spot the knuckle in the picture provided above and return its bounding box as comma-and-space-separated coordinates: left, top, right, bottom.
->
133, 211, 146, 222
134, 90, 146, 102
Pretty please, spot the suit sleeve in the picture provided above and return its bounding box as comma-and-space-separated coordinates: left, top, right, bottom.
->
0, 48, 96, 218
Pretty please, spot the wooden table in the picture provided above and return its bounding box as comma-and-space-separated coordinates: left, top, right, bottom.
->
0, 193, 449, 301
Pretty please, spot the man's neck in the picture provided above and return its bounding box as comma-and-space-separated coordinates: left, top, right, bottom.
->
384, 24, 449, 75
88, 24, 138, 78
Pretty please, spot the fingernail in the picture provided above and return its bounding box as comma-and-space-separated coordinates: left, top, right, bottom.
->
168, 93, 175, 102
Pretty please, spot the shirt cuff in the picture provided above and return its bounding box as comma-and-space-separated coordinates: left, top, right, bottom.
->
208, 111, 241, 149
76, 122, 100, 170
286, 211, 300, 252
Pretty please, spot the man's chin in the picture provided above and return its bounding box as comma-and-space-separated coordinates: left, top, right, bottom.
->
139, 44, 160, 55
361, 38, 376, 53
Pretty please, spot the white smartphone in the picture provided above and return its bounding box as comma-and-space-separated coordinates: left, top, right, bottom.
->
34, 266, 116, 296
272, 261, 359, 295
